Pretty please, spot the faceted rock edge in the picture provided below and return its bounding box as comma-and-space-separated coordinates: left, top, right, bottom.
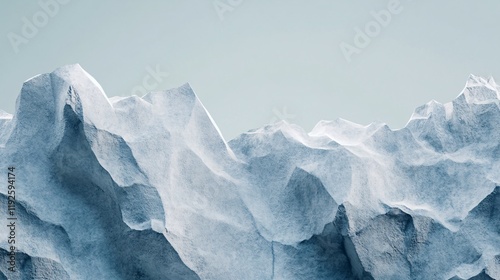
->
0, 65, 499, 280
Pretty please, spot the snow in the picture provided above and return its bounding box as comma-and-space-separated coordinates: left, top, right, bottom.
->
0, 65, 499, 279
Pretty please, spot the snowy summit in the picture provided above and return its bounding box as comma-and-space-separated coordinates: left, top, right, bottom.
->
0, 65, 499, 279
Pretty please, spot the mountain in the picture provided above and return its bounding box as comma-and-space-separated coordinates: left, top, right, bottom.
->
0, 65, 499, 280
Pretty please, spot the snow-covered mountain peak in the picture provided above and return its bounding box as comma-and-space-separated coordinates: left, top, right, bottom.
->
1, 66, 499, 280
463, 73, 499, 103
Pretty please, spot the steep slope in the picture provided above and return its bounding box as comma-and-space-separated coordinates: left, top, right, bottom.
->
0, 65, 499, 279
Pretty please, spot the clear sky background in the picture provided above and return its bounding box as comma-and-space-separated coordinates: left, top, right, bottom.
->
1, 1, 499, 140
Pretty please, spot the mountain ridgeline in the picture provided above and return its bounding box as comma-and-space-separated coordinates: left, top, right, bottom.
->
0, 65, 499, 279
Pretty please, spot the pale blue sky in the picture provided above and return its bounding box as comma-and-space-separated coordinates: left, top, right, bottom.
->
1, 1, 499, 139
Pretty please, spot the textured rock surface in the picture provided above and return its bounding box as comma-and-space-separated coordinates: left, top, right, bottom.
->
0, 65, 499, 279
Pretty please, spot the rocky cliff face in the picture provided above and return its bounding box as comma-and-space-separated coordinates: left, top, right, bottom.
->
0, 65, 499, 279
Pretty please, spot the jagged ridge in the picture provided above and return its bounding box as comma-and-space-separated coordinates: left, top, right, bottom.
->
0, 65, 499, 280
